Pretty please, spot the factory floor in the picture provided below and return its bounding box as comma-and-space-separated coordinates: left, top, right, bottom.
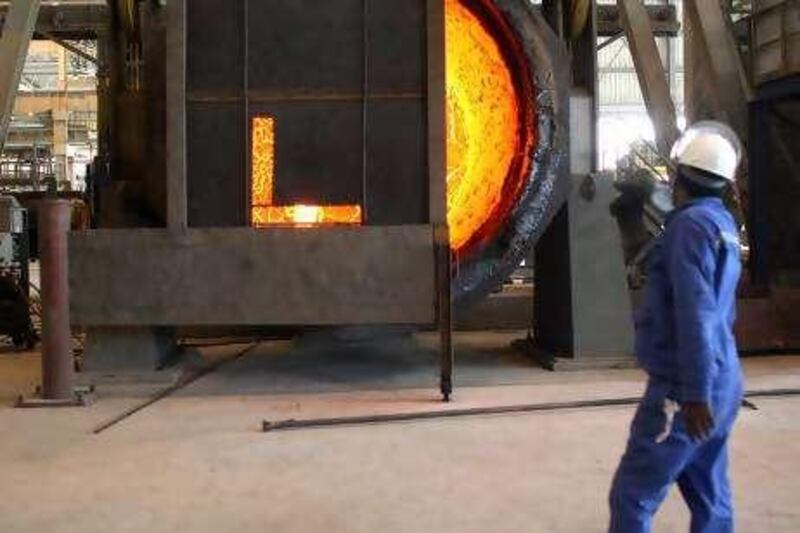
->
0, 332, 798, 533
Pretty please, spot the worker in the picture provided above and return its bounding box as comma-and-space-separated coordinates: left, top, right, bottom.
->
609, 121, 744, 533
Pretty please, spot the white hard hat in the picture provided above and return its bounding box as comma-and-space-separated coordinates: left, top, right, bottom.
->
670, 121, 742, 185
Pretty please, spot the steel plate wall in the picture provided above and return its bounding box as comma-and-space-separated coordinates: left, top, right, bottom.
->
185, 0, 428, 227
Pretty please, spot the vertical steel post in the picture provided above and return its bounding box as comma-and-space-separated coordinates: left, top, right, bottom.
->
427, 0, 451, 401
436, 225, 454, 402
38, 199, 73, 400
685, 0, 751, 140
618, 0, 679, 156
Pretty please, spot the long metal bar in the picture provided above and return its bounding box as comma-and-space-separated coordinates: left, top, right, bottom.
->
261, 388, 800, 433
436, 224, 453, 401
597, 31, 624, 51
93, 343, 258, 434
0, 0, 41, 151
263, 397, 644, 433
426, 0, 451, 401
40, 31, 97, 64
618, 0, 679, 156
0, 2, 678, 40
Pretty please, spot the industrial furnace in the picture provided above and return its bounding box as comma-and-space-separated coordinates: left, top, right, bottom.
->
177, 0, 567, 304
69, 0, 571, 388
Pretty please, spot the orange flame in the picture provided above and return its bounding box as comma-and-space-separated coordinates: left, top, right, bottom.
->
250, 117, 362, 227
251, 117, 275, 208
252, 204, 362, 226
251, 0, 524, 245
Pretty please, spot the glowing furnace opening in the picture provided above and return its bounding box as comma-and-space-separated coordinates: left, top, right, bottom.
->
445, 0, 528, 254
249, 0, 532, 247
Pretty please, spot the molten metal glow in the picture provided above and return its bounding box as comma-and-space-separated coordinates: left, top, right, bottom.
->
251, 1, 525, 242
446, 0, 521, 252
251, 117, 362, 226
251, 117, 275, 208
252, 204, 362, 226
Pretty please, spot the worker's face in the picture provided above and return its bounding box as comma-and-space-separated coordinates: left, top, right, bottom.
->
672, 179, 690, 208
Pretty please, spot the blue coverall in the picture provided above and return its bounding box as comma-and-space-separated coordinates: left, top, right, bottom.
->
609, 197, 743, 533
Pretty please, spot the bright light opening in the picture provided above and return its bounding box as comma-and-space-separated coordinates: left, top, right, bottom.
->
250, 0, 531, 244
250, 116, 362, 227
445, 0, 526, 253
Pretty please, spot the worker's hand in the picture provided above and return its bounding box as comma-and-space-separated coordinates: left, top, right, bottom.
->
682, 402, 714, 442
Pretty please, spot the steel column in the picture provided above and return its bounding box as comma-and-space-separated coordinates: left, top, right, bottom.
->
618, 0, 679, 156
0, 0, 40, 151
38, 199, 73, 400
685, 0, 751, 140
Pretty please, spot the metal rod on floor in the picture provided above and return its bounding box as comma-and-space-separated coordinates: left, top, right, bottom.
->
745, 388, 800, 399
263, 397, 643, 433
261, 388, 800, 433
92, 343, 258, 434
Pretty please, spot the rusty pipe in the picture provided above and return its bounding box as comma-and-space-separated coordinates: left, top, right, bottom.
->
38, 199, 73, 400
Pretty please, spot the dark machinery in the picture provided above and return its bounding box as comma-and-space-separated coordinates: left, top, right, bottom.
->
0, 195, 36, 350
444, 0, 568, 304
81, 0, 569, 304
61, 0, 576, 390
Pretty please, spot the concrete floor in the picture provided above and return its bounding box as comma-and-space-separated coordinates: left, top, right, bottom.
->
0, 334, 798, 532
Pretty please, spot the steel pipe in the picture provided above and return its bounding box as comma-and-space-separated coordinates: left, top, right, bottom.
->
38, 199, 73, 400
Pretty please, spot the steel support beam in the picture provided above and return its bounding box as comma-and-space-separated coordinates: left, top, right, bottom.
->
542, 0, 565, 38
0, 0, 40, 152
618, 0, 679, 156
41, 31, 97, 64
684, 0, 751, 141
3, 3, 676, 39
597, 4, 680, 37
69, 227, 437, 326
0, 2, 106, 40
542, 3, 680, 38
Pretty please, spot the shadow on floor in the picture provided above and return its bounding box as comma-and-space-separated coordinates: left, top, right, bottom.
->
178, 331, 543, 397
